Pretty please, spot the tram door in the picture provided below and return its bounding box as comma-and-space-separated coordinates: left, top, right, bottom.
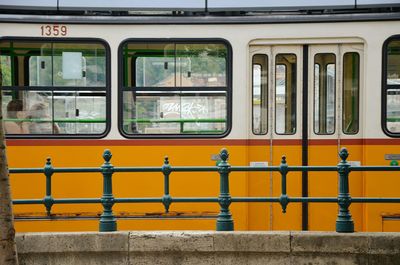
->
308, 44, 364, 231
249, 43, 363, 231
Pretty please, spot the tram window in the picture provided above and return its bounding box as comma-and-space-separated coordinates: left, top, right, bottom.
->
384, 37, 400, 135
0, 56, 11, 86
275, 54, 296, 135
343, 52, 359, 134
314, 53, 336, 135
387, 40, 400, 85
252, 54, 268, 135
0, 40, 109, 136
121, 40, 230, 136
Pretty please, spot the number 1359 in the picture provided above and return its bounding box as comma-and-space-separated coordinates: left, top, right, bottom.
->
40, 25, 68, 36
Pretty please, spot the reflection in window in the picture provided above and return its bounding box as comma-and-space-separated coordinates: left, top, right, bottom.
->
252, 54, 268, 135
0, 55, 12, 86
387, 40, 400, 85
275, 54, 296, 134
314, 53, 336, 134
123, 93, 226, 134
385, 37, 400, 134
0, 40, 108, 135
387, 90, 400, 133
121, 41, 229, 135
343, 52, 359, 134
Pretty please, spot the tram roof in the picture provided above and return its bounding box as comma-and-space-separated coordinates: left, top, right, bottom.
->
0, 0, 400, 13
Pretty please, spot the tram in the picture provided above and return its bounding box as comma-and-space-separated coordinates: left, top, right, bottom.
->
1, 0, 400, 232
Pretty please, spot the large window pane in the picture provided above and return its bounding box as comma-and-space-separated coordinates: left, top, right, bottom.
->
275, 54, 296, 134
0, 55, 12, 86
387, 40, 400, 85
123, 92, 226, 134
252, 54, 268, 135
53, 92, 106, 134
314, 53, 336, 134
387, 89, 400, 133
125, 43, 175, 87
0, 40, 108, 136
121, 41, 230, 136
384, 37, 400, 135
343, 52, 359, 134
176, 43, 226, 87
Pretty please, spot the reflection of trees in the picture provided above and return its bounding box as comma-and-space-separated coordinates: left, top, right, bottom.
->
135, 45, 227, 87
0, 56, 11, 86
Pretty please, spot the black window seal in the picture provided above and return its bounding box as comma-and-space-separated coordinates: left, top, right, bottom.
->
117, 38, 232, 139
342, 52, 360, 135
382, 34, 400, 137
313, 53, 336, 136
0, 36, 111, 139
274, 54, 297, 135
251, 54, 268, 135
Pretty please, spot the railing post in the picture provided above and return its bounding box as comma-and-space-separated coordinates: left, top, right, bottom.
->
336, 147, 354, 233
279, 155, 289, 213
162, 156, 172, 213
43, 157, 54, 216
216, 148, 234, 231
99, 149, 117, 232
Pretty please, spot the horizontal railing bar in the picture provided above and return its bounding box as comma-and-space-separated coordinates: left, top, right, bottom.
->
170, 167, 219, 172
9, 168, 101, 174
231, 197, 280, 202
14, 215, 218, 221
172, 197, 218, 202
53, 168, 101, 173
231, 167, 280, 172
9, 169, 44, 174
231, 197, 338, 203
115, 197, 219, 203
352, 198, 400, 203
114, 198, 162, 203
113, 168, 162, 173
13, 197, 400, 205
350, 166, 400, 171
113, 167, 220, 172
53, 198, 101, 203
289, 197, 338, 202
9, 166, 400, 174
288, 166, 338, 171
13, 199, 43, 204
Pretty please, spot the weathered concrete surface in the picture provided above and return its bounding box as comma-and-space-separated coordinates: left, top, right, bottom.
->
15, 231, 400, 265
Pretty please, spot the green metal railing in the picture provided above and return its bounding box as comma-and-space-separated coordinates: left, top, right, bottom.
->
9, 147, 400, 233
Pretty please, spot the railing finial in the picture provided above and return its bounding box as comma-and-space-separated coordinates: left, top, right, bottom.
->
281, 155, 287, 165
339, 147, 349, 162
103, 149, 112, 163
164, 156, 169, 165
46, 157, 51, 166
220, 148, 229, 162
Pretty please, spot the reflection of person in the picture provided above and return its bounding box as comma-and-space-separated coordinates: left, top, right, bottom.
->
28, 103, 60, 134
4, 99, 28, 134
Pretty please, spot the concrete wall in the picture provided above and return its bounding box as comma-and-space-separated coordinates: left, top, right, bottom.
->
16, 231, 400, 265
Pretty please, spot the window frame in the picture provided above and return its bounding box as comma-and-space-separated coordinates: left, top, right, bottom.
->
0, 37, 111, 139
382, 34, 400, 137
274, 53, 297, 135
342, 52, 360, 135
118, 38, 232, 139
251, 54, 268, 135
313, 53, 336, 135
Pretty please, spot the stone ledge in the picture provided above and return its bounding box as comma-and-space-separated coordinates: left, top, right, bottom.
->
129, 231, 214, 252
213, 231, 290, 252
15, 231, 400, 265
291, 231, 400, 255
16, 232, 129, 254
